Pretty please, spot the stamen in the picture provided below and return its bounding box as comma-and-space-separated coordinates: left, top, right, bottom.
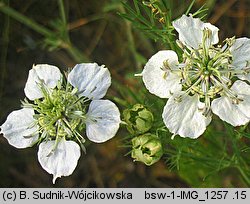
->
232, 97, 244, 105
202, 28, 212, 57
223, 37, 236, 47
171, 134, 176, 140
221, 44, 228, 52
175, 77, 203, 102
210, 75, 237, 99
163, 60, 171, 70
185, 77, 202, 94
221, 76, 231, 84
176, 39, 185, 50
134, 73, 143, 77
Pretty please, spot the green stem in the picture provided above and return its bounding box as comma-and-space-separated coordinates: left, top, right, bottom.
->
57, 0, 87, 62
165, 148, 231, 168
64, 43, 88, 62
119, 4, 141, 69
0, 1, 88, 63
0, 2, 52, 36
58, 0, 67, 25
236, 166, 250, 187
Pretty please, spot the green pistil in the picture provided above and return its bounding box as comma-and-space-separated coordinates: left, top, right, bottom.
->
34, 87, 85, 139
181, 39, 233, 98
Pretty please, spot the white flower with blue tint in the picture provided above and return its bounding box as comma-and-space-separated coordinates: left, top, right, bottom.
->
142, 14, 250, 139
0, 63, 120, 183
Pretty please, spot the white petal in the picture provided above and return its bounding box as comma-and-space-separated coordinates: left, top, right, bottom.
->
24, 64, 62, 100
142, 50, 182, 98
0, 108, 39, 148
173, 15, 219, 49
162, 94, 210, 138
230, 37, 250, 81
211, 80, 250, 126
68, 63, 111, 100
38, 139, 81, 184
86, 100, 120, 143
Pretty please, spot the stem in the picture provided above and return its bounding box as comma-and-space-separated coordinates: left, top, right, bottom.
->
0, 1, 89, 62
119, 4, 141, 69
58, 0, 67, 25
237, 166, 250, 187
57, 0, 87, 62
0, 2, 52, 36
64, 43, 88, 62
165, 148, 231, 168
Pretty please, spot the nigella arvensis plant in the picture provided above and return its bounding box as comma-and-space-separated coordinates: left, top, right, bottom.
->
0, 63, 121, 183
141, 14, 250, 139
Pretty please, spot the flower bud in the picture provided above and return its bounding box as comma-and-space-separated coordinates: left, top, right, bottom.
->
123, 104, 154, 135
131, 133, 163, 166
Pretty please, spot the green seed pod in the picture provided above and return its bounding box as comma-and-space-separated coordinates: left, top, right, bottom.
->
131, 133, 163, 166
123, 104, 154, 135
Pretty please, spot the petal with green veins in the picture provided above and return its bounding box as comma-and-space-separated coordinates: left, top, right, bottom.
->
142, 50, 182, 98
0, 108, 39, 148
173, 14, 219, 49
86, 100, 120, 143
162, 93, 211, 138
230, 37, 250, 81
38, 139, 80, 184
24, 64, 62, 100
211, 80, 250, 126
68, 63, 111, 100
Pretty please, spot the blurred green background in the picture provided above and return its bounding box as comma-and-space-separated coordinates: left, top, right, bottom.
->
0, 0, 250, 187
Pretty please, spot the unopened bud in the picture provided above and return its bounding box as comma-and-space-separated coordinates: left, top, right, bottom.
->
131, 133, 163, 165
123, 104, 154, 135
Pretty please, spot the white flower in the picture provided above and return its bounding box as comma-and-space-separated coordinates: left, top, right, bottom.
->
0, 63, 120, 183
142, 14, 250, 139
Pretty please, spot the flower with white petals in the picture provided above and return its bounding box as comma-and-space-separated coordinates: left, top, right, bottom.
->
141, 14, 250, 139
0, 63, 120, 183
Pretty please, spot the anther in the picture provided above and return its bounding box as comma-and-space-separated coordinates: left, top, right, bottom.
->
174, 95, 182, 102
163, 59, 171, 70
232, 97, 244, 105
176, 39, 185, 50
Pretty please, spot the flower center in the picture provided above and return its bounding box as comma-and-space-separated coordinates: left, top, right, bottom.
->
28, 83, 88, 144
181, 45, 233, 99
